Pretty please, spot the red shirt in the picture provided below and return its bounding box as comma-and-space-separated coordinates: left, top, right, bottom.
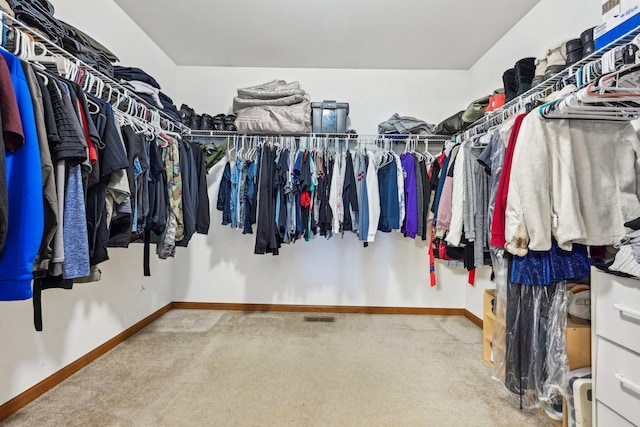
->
490, 113, 528, 248
0, 55, 24, 151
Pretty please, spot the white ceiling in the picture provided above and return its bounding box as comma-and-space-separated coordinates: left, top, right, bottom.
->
114, 0, 541, 70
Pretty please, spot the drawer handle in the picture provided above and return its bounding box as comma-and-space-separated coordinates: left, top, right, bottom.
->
615, 373, 640, 395
613, 303, 640, 320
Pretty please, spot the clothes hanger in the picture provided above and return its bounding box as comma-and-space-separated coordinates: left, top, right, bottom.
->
541, 74, 640, 120
236, 135, 245, 161
82, 70, 93, 92
540, 96, 639, 121
86, 94, 102, 114
18, 31, 33, 61
9, 27, 21, 56
422, 140, 435, 164
93, 77, 105, 98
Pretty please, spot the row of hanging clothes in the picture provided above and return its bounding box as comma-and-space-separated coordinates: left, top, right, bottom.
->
443, 37, 640, 417
427, 134, 493, 287
0, 23, 210, 331
215, 134, 443, 256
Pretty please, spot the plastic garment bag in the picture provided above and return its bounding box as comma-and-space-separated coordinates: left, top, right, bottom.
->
490, 247, 508, 384
502, 281, 570, 410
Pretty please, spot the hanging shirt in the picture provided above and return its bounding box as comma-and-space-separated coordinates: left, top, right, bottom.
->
243, 161, 258, 235
490, 113, 527, 248
317, 153, 334, 238
217, 161, 232, 226
275, 149, 289, 238
190, 142, 210, 235
0, 55, 22, 261
0, 50, 44, 301
176, 142, 198, 247
230, 159, 242, 229
506, 111, 640, 254
329, 152, 344, 233
413, 154, 425, 239
24, 63, 57, 275
377, 157, 400, 232
284, 149, 297, 242
401, 152, 418, 238
158, 138, 182, 259
342, 151, 359, 232
393, 153, 405, 231
446, 143, 467, 246
355, 153, 369, 241
62, 165, 90, 279
148, 139, 167, 235
366, 151, 381, 242
436, 145, 460, 236
255, 146, 280, 254
431, 149, 452, 220
484, 132, 506, 245
419, 158, 430, 240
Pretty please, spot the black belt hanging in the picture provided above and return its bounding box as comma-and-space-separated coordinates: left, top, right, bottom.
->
32, 275, 73, 331
143, 228, 151, 276
33, 278, 44, 332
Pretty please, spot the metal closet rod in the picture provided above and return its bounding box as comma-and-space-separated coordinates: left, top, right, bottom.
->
0, 12, 190, 135
463, 24, 640, 139
188, 130, 451, 141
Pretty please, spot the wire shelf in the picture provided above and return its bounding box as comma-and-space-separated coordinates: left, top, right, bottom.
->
188, 130, 451, 141
463, 24, 640, 138
0, 12, 190, 135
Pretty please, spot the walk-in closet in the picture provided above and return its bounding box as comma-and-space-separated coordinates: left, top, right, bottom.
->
0, 0, 639, 425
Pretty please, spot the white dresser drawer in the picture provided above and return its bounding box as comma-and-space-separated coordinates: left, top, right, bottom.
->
596, 401, 635, 427
595, 338, 640, 425
594, 272, 640, 354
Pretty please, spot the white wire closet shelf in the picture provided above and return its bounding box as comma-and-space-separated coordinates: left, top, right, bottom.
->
463, 23, 640, 138
0, 11, 190, 135
188, 130, 452, 141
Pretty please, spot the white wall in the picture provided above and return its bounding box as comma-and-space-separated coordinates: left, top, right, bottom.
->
52, 0, 177, 95
469, 0, 602, 100
174, 0, 604, 318
173, 67, 484, 310
0, 0, 179, 407
178, 67, 469, 133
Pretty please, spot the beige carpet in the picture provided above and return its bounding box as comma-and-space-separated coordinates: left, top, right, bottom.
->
1, 311, 550, 426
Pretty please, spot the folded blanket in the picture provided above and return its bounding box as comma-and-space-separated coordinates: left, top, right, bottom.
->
237, 79, 305, 100
233, 93, 307, 113
235, 101, 312, 135
378, 113, 435, 136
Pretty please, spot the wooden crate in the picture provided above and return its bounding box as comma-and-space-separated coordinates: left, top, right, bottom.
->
483, 289, 497, 368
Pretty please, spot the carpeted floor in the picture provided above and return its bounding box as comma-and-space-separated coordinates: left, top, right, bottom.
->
1, 311, 550, 426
